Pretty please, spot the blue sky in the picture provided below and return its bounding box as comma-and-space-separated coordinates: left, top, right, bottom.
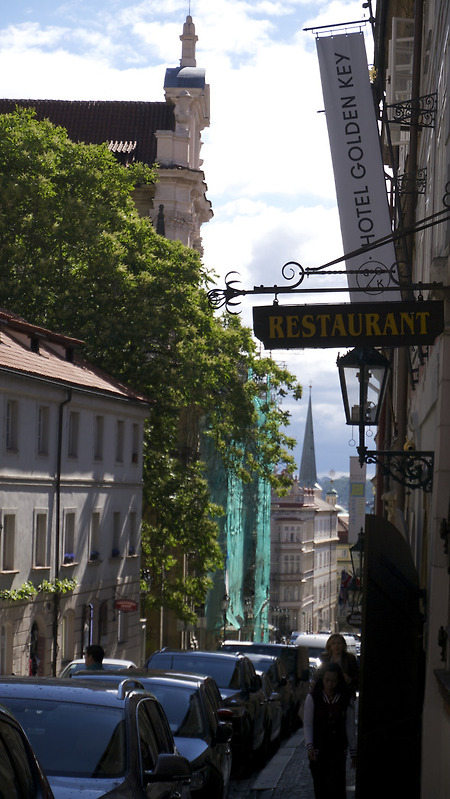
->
0, 0, 375, 480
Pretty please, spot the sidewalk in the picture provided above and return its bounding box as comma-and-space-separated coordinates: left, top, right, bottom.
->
229, 729, 356, 799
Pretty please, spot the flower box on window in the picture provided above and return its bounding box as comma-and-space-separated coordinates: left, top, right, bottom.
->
89, 550, 100, 561
111, 548, 121, 559
128, 545, 136, 557
63, 553, 75, 565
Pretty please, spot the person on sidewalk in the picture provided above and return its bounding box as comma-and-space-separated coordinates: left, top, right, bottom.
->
318, 634, 359, 696
304, 662, 356, 799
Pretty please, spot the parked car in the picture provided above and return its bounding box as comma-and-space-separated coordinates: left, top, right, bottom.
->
59, 657, 136, 677
70, 670, 232, 799
145, 650, 267, 769
237, 653, 293, 735
0, 677, 191, 799
259, 672, 282, 756
221, 641, 309, 728
0, 702, 55, 798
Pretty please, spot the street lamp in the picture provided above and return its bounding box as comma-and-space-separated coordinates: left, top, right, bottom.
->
337, 347, 434, 492
221, 593, 230, 642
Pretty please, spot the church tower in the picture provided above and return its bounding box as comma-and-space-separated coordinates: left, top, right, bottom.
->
154, 16, 212, 253
299, 388, 319, 490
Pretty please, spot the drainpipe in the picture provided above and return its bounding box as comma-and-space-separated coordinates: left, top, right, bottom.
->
51, 389, 72, 677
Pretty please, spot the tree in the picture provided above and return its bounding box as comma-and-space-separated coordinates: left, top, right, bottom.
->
0, 108, 302, 619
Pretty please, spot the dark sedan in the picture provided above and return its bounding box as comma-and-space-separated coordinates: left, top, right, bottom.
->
0, 677, 191, 799
238, 653, 293, 735
0, 702, 55, 798
145, 650, 267, 769
71, 670, 232, 799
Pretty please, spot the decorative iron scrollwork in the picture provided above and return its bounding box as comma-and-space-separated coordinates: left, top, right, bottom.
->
365, 450, 434, 492
386, 92, 437, 128
398, 168, 427, 195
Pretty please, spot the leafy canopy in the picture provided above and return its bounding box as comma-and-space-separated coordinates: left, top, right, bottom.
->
0, 108, 301, 619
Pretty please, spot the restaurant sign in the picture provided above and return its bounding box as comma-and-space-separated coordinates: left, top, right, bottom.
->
253, 300, 444, 349
114, 599, 138, 612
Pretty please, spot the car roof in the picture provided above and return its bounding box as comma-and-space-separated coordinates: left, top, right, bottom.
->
0, 676, 149, 706
150, 649, 247, 662
72, 668, 211, 690
65, 658, 136, 666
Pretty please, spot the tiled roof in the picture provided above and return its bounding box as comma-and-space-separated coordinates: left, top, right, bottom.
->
0, 309, 151, 405
0, 99, 175, 166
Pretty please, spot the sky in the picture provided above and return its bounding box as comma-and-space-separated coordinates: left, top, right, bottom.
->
0, 0, 376, 480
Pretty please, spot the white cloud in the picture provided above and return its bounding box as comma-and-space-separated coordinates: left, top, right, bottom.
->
0, 0, 375, 475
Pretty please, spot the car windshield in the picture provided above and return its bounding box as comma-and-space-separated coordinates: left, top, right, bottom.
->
146, 684, 206, 738
4, 698, 126, 778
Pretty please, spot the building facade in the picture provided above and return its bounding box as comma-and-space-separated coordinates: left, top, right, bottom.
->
369, 2, 449, 794
270, 393, 340, 637
0, 310, 149, 675
0, 16, 212, 254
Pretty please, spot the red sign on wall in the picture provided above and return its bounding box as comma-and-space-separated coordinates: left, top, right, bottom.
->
114, 599, 138, 612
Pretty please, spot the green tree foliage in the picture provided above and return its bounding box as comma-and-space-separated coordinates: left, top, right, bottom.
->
0, 108, 301, 619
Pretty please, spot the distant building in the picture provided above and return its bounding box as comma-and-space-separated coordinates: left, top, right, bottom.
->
0, 310, 150, 674
270, 391, 340, 636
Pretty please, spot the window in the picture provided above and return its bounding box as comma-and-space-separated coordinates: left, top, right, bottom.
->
34, 512, 48, 567
89, 511, 100, 560
37, 405, 49, 454
112, 511, 121, 558
5, 401, 18, 451
0, 624, 12, 675
1, 515, 15, 571
131, 423, 139, 464
61, 612, 75, 663
128, 511, 137, 557
63, 512, 76, 564
115, 420, 124, 463
68, 411, 79, 457
94, 415, 104, 460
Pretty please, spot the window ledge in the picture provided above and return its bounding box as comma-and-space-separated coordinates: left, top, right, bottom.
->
0, 570, 19, 575
32, 566, 51, 571
61, 561, 78, 568
434, 669, 450, 714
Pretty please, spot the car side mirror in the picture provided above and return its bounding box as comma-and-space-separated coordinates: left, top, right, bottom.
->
215, 720, 233, 744
147, 753, 191, 783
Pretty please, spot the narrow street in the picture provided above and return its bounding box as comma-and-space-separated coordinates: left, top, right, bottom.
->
229, 728, 356, 799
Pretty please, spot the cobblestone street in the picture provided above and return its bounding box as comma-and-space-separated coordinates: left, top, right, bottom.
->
229, 729, 356, 799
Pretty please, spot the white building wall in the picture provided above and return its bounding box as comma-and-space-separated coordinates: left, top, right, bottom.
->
0, 369, 148, 675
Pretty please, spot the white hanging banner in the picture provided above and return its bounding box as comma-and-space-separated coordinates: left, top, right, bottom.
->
316, 32, 401, 301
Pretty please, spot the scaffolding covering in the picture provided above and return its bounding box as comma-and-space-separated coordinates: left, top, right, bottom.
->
202, 391, 271, 643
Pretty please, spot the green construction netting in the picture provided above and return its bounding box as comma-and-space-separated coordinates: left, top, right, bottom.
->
202, 393, 271, 644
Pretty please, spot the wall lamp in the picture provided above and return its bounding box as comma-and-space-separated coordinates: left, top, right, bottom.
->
337, 347, 434, 492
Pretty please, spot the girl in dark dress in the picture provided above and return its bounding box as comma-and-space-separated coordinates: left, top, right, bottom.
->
304, 662, 357, 799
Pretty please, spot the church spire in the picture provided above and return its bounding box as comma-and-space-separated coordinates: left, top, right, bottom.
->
180, 15, 197, 67
299, 387, 318, 488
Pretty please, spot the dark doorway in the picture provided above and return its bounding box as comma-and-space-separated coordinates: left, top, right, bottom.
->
356, 515, 424, 798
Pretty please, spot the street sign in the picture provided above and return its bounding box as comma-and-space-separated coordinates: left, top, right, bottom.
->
347, 611, 362, 627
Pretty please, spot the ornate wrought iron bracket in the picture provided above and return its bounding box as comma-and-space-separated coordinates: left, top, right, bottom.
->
207, 202, 450, 313
386, 93, 438, 128
363, 449, 434, 493
398, 168, 427, 195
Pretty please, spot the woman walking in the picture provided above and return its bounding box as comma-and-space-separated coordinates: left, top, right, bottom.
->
304, 662, 357, 799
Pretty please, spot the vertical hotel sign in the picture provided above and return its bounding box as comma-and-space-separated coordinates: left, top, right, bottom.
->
316, 33, 401, 302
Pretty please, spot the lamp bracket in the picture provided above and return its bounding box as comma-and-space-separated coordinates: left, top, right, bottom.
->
364, 449, 434, 492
